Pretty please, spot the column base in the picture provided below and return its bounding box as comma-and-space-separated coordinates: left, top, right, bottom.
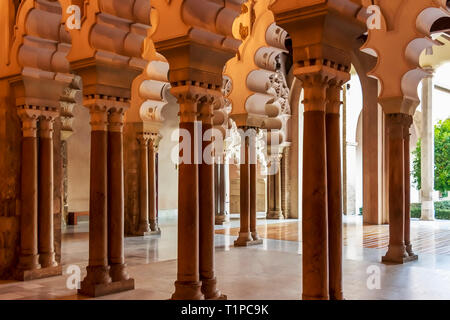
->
142, 229, 162, 237
405, 244, 418, 260
330, 292, 344, 300
136, 223, 151, 235
78, 278, 135, 297
234, 232, 263, 247
201, 277, 227, 300
266, 211, 284, 219
15, 265, 62, 281
171, 281, 204, 300
39, 252, 58, 269
251, 231, 261, 241
382, 245, 418, 264
302, 294, 330, 300
215, 214, 230, 225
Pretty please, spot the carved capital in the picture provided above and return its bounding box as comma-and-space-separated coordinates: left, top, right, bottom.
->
108, 109, 125, 133
17, 107, 40, 138
149, 133, 162, 152
137, 133, 150, 147
171, 85, 208, 123
39, 112, 58, 139
387, 113, 410, 139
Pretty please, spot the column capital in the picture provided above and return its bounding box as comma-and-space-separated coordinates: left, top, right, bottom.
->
17, 107, 40, 138
84, 95, 129, 131
137, 132, 150, 146
149, 133, 162, 152
39, 113, 58, 139
171, 85, 206, 123
386, 113, 411, 139
108, 109, 125, 133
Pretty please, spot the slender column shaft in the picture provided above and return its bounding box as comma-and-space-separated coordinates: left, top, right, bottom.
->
107, 110, 129, 281
18, 111, 40, 270
382, 114, 408, 263
172, 91, 203, 300
137, 135, 150, 234
81, 107, 111, 287
420, 73, 435, 220
149, 136, 160, 233
403, 116, 416, 258
234, 133, 252, 245
250, 135, 259, 240
38, 117, 57, 268
326, 84, 343, 300
198, 100, 222, 299
301, 77, 329, 300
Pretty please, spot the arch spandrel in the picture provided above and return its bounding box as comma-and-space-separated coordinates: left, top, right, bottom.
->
362, 0, 449, 115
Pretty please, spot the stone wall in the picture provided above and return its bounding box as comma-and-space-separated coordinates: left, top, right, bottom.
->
0, 80, 21, 278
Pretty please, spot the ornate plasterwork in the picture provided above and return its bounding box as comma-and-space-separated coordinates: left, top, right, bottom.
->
362, 0, 450, 115
225, 0, 289, 129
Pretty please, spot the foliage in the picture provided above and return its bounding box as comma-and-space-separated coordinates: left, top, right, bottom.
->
412, 118, 450, 194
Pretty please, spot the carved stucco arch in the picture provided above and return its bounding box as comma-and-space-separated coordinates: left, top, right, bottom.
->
362, 0, 450, 115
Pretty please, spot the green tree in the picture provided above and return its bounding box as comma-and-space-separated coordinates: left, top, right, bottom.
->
412, 118, 450, 194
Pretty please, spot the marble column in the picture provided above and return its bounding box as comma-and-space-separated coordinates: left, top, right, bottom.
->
17, 110, 41, 272
136, 134, 150, 235
382, 114, 417, 264
403, 116, 417, 259
38, 115, 57, 268
300, 74, 329, 300
171, 88, 203, 300
420, 72, 435, 221
250, 132, 261, 242
267, 154, 284, 219
215, 162, 230, 225
148, 134, 161, 234
235, 129, 259, 246
198, 98, 224, 299
79, 104, 112, 293
107, 109, 131, 282
326, 84, 343, 300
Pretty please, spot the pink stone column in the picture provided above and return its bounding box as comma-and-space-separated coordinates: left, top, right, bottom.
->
326, 84, 344, 300
300, 75, 329, 300
137, 134, 151, 235
234, 130, 253, 246
403, 115, 417, 259
198, 98, 224, 299
149, 134, 161, 234
38, 115, 58, 268
249, 131, 261, 241
79, 103, 111, 293
171, 88, 203, 300
107, 109, 131, 282
382, 114, 410, 264
17, 109, 41, 272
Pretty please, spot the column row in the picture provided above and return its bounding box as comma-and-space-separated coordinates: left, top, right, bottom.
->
17, 109, 61, 280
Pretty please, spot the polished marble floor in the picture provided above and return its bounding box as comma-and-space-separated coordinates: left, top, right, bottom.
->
1, 210, 450, 300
